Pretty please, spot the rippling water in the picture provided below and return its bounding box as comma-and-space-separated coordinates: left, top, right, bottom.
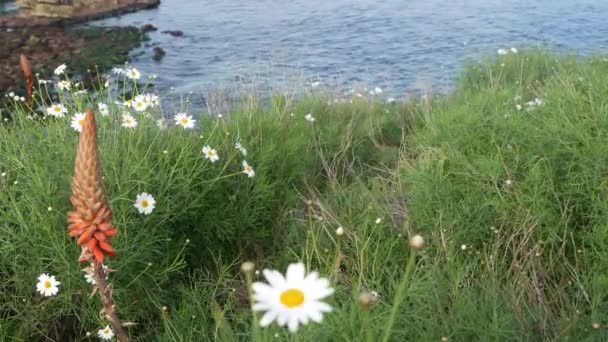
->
91, 0, 608, 98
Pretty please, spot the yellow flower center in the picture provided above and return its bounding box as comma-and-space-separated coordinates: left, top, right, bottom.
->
54, 107, 60, 112
207, 151, 214, 157
141, 200, 148, 208
246, 166, 252, 172
104, 329, 110, 335
279, 288, 305, 308
181, 118, 188, 124
44, 280, 52, 289
78, 119, 84, 126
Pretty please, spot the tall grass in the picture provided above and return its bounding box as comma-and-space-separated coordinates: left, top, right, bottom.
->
1, 51, 608, 340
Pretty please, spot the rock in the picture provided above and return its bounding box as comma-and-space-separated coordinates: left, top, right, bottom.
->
141, 24, 157, 32
152, 46, 165, 61
161, 30, 183, 37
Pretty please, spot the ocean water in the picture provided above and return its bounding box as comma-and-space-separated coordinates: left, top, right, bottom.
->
89, 0, 608, 99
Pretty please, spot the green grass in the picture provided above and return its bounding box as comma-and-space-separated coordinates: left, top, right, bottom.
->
1, 50, 608, 340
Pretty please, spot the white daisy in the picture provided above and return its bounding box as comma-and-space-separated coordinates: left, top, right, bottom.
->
70, 112, 87, 132
132, 96, 148, 112
235, 142, 247, 156
252, 262, 334, 333
510, 47, 518, 53
156, 118, 167, 130
122, 99, 133, 108
98, 102, 109, 116
111, 67, 125, 75
57, 80, 71, 91
202, 145, 219, 162
54, 64, 67, 75
374, 87, 383, 94
497, 48, 508, 55
84, 264, 109, 284
242, 161, 255, 178
97, 326, 114, 340
36, 273, 60, 297
143, 93, 159, 108
134, 192, 155, 215
174, 113, 196, 129
121, 114, 138, 128
304, 113, 315, 122
126, 67, 141, 80
46, 104, 67, 117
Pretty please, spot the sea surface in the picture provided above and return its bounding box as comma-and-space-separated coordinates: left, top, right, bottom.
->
86, 0, 607, 99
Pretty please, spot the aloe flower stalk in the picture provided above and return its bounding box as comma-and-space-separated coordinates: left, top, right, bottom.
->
19, 54, 33, 109
68, 109, 128, 341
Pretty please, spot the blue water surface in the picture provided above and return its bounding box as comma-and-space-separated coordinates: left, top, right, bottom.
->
91, 0, 608, 98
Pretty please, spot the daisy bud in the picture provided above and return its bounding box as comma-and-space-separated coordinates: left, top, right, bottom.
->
592, 322, 601, 329
241, 261, 255, 273
409, 234, 425, 250
441, 337, 448, 341
306, 200, 313, 206
359, 292, 372, 308
335, 226, 344, 237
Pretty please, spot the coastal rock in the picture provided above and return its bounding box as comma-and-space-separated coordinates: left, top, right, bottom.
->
162, 30, 184, 37
141, 24, 157, 32
152, 46, 166, 61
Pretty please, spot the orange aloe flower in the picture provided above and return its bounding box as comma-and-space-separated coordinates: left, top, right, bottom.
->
68, 109, 117, 263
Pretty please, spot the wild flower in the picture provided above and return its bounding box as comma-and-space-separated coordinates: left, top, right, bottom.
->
122, 99, 133, 108
98, 103, 109, 116
54, 63, 67, 75
38, 79, 51, 85
111, 67, 125, 75
36, 274, 60, 297
126, 67, 141, 80
157, 118, 167, 130
57, 80, 71, 91
68, 110, 118, 263
375, 217, 382, 224
174, 113, 196, 129
70, 112, 87, 132
132, 96, 148, 112
46, 104, 67, 117
304, 113, 315, 122
510, 47, 518, 53
134, 192, 156, 215
203, 146, 219, 162
242, 161, 255, 178
84, 264, 108, 284
252, 262, 334, 333
235, 142, 247, 156
335, 226, 344, 236
121, 114, 137, 129
497, 48, 508, 55
74, 90, 88, 95
97, 326, 114, 340
374, 87, 383, 94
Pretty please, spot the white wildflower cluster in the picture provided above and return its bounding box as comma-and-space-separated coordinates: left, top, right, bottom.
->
497, 47, 518, 55
4, 92, 25, 102
514, 96, 544, 112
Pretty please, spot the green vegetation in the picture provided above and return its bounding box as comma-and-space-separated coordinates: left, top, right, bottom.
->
1, 51, 608, 340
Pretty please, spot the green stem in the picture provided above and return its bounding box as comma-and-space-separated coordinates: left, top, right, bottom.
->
381, 250, 417, 342
245, 271, 259, 341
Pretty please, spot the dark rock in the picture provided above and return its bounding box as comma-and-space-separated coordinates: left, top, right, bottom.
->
161, 30, 184, 37
141, 23, 157, 32
152, 46, 166, 61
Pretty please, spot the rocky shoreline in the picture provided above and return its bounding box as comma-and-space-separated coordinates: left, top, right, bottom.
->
0, 24, 148, 96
